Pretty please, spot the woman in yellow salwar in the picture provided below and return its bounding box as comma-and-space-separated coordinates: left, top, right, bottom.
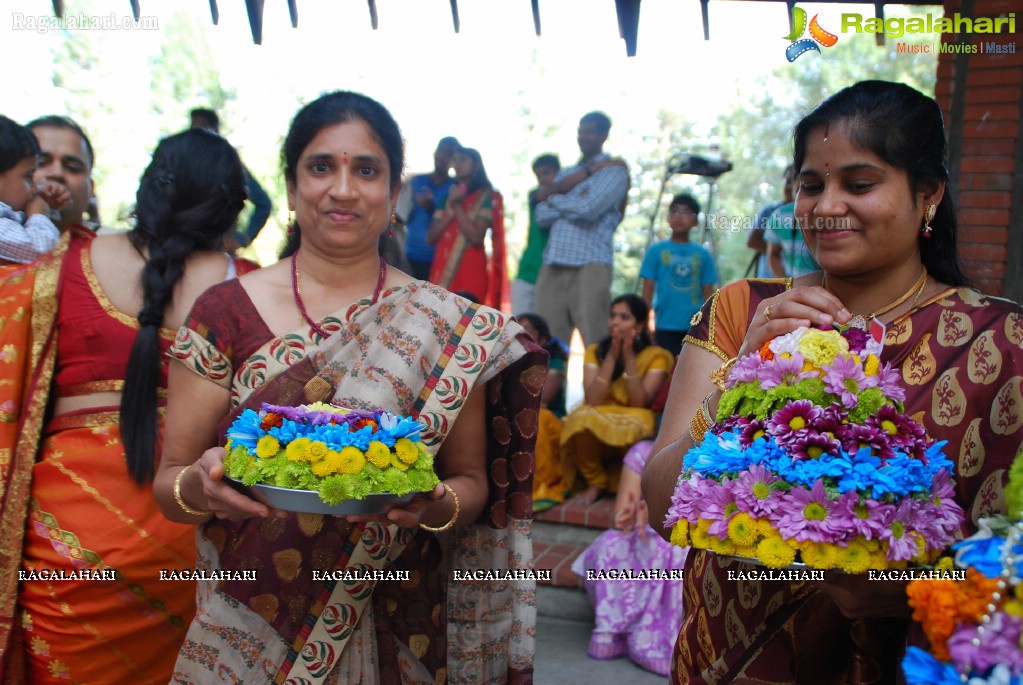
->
0, 129, 249, 683
560, 294, 672, 504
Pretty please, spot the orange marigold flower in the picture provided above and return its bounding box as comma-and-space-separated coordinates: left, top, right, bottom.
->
759, 341, 775, 361
353, 418, 379, 433
260, 412, 284, 430
958, 568, 1002, 622
906, 579, 958, 661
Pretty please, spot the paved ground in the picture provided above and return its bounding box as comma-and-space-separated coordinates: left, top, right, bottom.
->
535, 615, 669, 684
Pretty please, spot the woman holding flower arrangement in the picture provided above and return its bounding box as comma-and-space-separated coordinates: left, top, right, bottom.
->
643, 80, 1023, 684
153, 91, 545, 683
560, 294, 672, 504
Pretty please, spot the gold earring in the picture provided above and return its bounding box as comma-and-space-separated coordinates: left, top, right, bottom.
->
389, 208, 397, 226
922, 203, 935, 238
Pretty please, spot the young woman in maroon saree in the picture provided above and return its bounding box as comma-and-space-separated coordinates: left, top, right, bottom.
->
643, 81, 1023, 684
426, 147, 508, 309
153, 92, 545, 684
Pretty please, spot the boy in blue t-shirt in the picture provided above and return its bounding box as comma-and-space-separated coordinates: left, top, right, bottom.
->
639, 193, 717, 355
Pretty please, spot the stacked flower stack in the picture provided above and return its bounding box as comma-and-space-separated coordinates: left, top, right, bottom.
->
664, 325, 964, 571
903, 456, 1023, 685
224, 402, 439, 505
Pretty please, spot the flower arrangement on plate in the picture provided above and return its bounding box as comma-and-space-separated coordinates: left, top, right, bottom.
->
224, 402, 439, 507
902, 453, 1023, 685
664, 324, 964, 571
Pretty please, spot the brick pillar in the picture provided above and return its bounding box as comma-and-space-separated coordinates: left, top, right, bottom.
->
936, 0, 1022, 300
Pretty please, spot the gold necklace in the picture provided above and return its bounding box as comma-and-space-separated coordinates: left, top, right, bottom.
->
822, 268, 927, 330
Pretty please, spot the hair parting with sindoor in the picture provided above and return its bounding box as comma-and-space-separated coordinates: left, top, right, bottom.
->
120, 129, 246, 483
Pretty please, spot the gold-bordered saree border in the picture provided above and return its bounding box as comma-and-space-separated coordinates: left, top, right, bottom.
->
276, 302, 505, 684
0, 231, 74, 678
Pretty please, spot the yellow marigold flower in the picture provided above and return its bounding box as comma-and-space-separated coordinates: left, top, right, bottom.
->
366, 441, 391, 468
696, 518, 712, 534
394, 438, 419, 465
735, 545, 757, 559
861, 537, 881, 552
306, 402, 348, 416
708, 535, 736, 557
934, 556, 955, 574
670, 521, 690, 548
690, 523, 713, 551
756, 536, 796, 569
910, 532, 930, 565
801, 542, 838, 569
797, 328, 849, 368
307, 441, 330, 460
285, 437, 312, 462
389, 453, 410, 472
864, 354, 881, 376
311, 458, 335, 477
869, 549, 889, 569
727, 513, 758, 547
256, 435, 281, 459
1004, 599, 1023, 617
755, 518, 778, 538
836, 541, 871, 574
338, 447, 366, 475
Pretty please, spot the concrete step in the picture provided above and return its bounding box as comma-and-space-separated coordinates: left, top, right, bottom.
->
536, 583, 593, 621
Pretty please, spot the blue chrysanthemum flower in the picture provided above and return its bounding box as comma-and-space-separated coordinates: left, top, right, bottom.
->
226, 409, 262, 453
901, 646, 961, 685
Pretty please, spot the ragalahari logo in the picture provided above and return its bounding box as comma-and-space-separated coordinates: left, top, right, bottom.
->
783, 6, 839, 61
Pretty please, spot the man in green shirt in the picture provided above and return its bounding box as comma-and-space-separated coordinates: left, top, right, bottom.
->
511, 154, 559, 315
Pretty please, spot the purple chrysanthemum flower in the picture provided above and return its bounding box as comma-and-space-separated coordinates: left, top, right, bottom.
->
911, 470, 964, 543
775, 480, 841, 543
728, 353, 763, 387
712, 415, 742, 436
731, 464, 782, 518
947, 612, 1023, 674
832, 491, 893, 539
666, 474, 718, 527
838, 423, 896, 461
790, 431, 842, 461
823, 354, 876, 408
767, 400, 822, 442
737, 417, 769, 447
874, 362, 907, 402
698, 476, 741, 538
881, 499, 919, 561
759, 353, 816, 390
867, 406, 929, 459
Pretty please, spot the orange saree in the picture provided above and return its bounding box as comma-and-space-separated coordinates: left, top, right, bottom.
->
0, 230, 197, 684
428, 189, 509, 310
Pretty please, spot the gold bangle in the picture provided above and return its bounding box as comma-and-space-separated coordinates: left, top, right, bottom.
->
419, 483, 460, 533
709, 357, 739, 392
689, 407, 710, 445
174, 464, 213, 518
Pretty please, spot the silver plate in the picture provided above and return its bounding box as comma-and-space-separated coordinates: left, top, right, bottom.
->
226, 477, 416, 515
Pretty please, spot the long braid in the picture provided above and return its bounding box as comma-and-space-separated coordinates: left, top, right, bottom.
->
120, 130, 246, 483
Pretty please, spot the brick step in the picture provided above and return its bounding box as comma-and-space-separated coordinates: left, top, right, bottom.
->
531, 495, 617, 593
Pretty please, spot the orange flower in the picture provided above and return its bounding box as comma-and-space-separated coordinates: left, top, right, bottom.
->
958, 568, 1002, 622
759, 341, 775, 361
353, 418, 378, 433
260, 412, 284, 430
906, 579, 958, 661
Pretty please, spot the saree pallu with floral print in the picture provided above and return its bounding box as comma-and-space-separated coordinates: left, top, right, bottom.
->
0, 229, 198, 684
671, 279, 1023, 684
169, 281, 545, 684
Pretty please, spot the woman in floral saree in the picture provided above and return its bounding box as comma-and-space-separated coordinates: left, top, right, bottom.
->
426, 147, 508, 309
644, 81, 1023, 684
154, 92, 545, 684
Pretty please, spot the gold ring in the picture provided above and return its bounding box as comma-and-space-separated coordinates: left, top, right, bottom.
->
763, 305, 772, 323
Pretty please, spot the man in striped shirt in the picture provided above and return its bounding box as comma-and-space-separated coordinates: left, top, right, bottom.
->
534, 111, 629, 347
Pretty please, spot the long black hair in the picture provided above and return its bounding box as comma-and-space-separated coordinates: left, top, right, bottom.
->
279, 91, 405, 258
516, 312, 568, 363
793, 80, 968, 287
595, 293, 653, 381
454, 147, 492, 196
120, 128, 246, 483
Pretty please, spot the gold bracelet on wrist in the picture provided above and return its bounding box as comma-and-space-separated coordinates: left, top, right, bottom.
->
709, 356, 739, 392
174, 463, 213, 518
689, 395, 715, 445
419, 483, 460, 533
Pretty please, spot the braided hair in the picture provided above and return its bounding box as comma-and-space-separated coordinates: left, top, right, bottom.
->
120, 128, 246, 483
